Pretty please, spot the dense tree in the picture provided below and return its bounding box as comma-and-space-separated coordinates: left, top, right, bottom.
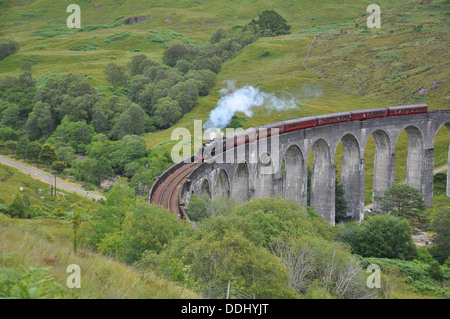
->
39, 143, 58, 165
0, 38, 19, 61
191, 55, 222, 74
26, 101, 54, 140
25, 141, 42, 163
375, 184, 427, 222
104, 63, 129, 89
52, 117, 96, 154
120, 204, 187, 263
110, 104, 147, 140
110, 135, 147, 173
55, 146, 77, 167
91, 105, 109, 134
128, 54, 158, 76
430, 208, 450, 264
162, 43, 199, 67
5, 140, 16, 154
0, 127, 20, 142
8, 193, 28, 218
210, 28, 229, 44
254, 10, 291, 36
15, 135, 29, 159
183, 70, 216, 96
90, 157, 114, 188
336, 215, 417, 260
153, 97, 182, 129
335, 179, 349, 223
0, 104, 22, 130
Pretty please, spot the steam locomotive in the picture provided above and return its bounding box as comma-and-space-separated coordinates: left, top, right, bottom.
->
196, 104, 428, 162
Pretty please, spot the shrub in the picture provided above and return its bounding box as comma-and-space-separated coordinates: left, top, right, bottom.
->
428, 260, 444, 282
337, 215, 417, 260
103, 32, 132, 45
0, 39, 19, 61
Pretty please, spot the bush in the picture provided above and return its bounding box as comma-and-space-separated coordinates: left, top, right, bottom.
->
0, 39, 19, 61
337, 215, 417, 260
0, 203, 10, 215
103, 32, 132, 45
428, 260, 444, 282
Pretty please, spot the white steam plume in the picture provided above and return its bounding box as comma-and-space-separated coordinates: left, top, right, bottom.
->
203, 80, 296, 130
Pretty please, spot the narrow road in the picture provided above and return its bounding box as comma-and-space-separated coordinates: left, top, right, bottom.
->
0, 155, 106, 201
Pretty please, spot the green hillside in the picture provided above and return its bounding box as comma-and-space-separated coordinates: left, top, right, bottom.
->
0, 0, 449, 300
0, 0, 448, 213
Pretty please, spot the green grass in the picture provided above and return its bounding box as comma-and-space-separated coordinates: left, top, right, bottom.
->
0, 162, 100, 216
0, 213, 199, 298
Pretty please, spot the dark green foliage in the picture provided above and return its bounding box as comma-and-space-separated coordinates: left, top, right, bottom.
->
110, 104, 147, 140
153, 97, 182, 129
69, 44, 99, 51
428, 260, 444, 281
38, 143, 58, 165
25, 141, 42, 163
375, 184, 427, 223
104, 63, 129, 89
162, 43, 199, 67
253, 10, 291, 36
335, 179, 348, 223
26, 102, 53, 140
337, 215, 417, 260
90, 157, 113, 188
183, 70, 216, 96
51, 161, 66, 175
227, 114, 248, 129
8, 193, 28, 218
0, 127, 20, 142
128, 54, 158, 76
1, 104, 22, 130
103, 31, 132, 45
430, 208, 450, 263
120, 204, 187, 263
0, 38, 19, 61
51, 117, 96, 154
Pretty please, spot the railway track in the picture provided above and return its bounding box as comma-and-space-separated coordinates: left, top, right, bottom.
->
150, 162, 201, 218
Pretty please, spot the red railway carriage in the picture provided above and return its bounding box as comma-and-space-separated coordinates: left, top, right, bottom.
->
387, 104, 428, 116
316, 112, 352, 126
257, 122, 285, 139
350, 108, 389, 121
283, 116, 319, 132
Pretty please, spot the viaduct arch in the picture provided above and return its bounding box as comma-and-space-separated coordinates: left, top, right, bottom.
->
178, 110, 450, 225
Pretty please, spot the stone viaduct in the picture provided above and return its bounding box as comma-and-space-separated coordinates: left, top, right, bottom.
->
180, 110, 450, 225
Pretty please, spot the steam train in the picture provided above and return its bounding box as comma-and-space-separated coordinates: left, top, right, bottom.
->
196, 104, 428, 162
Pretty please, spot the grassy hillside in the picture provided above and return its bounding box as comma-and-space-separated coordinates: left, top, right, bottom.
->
0, 163, 198, 298
0, 213, 199, 298
0, 162, 99, 215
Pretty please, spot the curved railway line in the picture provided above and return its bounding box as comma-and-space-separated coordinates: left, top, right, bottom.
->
149, 162, 200, 218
